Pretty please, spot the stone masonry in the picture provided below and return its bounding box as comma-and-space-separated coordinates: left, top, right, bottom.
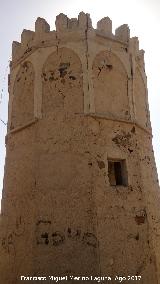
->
0, 12, 160, 284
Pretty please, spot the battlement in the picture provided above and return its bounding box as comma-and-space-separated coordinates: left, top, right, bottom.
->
11, 12, 144, 67
2, 10, 160, 284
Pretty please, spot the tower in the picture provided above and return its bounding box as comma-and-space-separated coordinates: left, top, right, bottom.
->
0, 12, 160, 283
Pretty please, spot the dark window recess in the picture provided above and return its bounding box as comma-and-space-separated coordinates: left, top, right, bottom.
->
108, 160, 128, 186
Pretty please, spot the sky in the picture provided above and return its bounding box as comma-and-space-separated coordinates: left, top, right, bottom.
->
0, 0, 160, 207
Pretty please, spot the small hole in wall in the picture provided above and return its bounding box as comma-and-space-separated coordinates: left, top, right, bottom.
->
108, 159, 128, 186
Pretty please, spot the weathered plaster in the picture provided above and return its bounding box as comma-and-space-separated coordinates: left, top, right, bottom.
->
0, 12, 160, 284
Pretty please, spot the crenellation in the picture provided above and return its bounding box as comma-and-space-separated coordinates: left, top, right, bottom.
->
11, 13, 137, 67
35, 17, 50, 34
78, 12, 92, 30
115, 24, 130, 43
34, 18, 55, 47
55, 12, 92, 33
68, 18, 78, 29
55, 13, 68, 32
129, 38, 146, 71
86, 13, 92, 29
136, 49, 145, 68
97, 17, 112, 36
21, 29, 35, 48
129, 36, 139, 55
12, 41, 21, 59
78, 12, 89, 30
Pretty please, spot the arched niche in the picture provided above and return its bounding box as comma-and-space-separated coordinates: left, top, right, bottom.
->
11, 61, 35, 129
42, 47, 83, 116
92, 51, 130, 119
134, 68, 149, 128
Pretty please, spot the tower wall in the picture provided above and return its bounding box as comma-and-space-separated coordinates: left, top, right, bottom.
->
0, 13, 160, 284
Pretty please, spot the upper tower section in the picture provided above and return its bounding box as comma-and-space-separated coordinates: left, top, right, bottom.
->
8, 12, 151, 134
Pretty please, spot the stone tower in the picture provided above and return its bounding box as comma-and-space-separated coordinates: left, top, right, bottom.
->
0, 12, 160, 284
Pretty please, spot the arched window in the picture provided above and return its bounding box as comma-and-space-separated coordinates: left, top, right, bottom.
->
92, 51, 129, 120
42, 47, 83, 116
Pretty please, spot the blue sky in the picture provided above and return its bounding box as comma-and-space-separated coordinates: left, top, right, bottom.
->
0, 0, 160, 207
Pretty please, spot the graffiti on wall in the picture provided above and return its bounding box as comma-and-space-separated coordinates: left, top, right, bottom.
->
36, 221, 98, 248
1, 216, 25, 255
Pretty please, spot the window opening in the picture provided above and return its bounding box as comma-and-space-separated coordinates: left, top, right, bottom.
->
108, 160, 128, 186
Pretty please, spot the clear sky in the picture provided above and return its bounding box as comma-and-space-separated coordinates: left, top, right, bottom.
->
0, 0, 160, 208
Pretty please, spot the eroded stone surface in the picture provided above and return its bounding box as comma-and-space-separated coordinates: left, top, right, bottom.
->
0, 12, 160, 284
92, 50, 129, 120
42, 47, 83, 116
11, 61, 34, 129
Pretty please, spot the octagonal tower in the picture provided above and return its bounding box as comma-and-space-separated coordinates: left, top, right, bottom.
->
0, 12, 160, 284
